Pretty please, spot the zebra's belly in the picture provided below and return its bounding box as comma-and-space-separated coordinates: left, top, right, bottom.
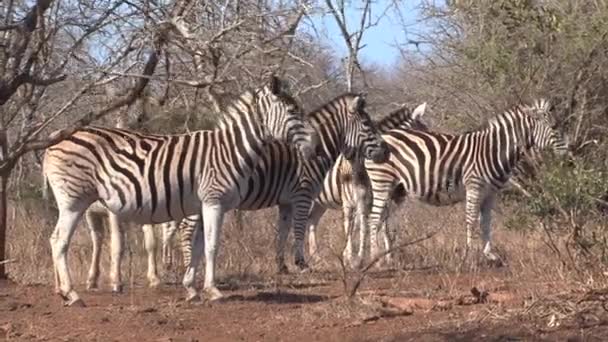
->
419, 185, 466, 206
101, 192, 201, 224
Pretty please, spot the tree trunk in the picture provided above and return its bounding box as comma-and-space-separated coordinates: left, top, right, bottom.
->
0, 172, 7, 278
0, 129, 8, 278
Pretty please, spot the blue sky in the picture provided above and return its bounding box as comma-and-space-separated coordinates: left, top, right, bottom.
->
306, 0, 426, 67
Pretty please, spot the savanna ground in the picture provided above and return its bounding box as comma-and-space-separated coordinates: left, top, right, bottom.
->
2, 198, 608, 341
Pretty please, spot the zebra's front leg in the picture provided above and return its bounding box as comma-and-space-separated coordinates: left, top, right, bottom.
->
142, 224, 161, 288
182, 221, 204, 302
107, 213, 124, 293
276, 204, 293, 274
479, 194, 501, 265
368, 188, 392, 266
202, 202, 226, 301
306, 203, 326, 261
84, 211, 104, 291
292, 201, 313, 272
353, 191, 372, 269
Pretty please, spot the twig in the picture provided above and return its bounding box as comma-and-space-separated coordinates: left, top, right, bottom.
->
345, 231, 437, 298
102, 71, 234, 89
0, 259, 16, 265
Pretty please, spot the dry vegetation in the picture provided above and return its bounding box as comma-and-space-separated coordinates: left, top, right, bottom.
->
2, 0, 608, 340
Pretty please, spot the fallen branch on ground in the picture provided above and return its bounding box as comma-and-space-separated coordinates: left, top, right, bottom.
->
342, 231, 438, 298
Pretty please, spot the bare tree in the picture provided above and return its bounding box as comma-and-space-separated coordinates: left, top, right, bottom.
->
0, 0, 201, 277
321, 0, 395, 92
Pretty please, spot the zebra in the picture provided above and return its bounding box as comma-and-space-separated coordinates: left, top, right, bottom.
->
155, 93, 392, 277
306, 102, 428, 268
358, 100, 569, 266
42, 76, 316, 306
80, 102, 164, 294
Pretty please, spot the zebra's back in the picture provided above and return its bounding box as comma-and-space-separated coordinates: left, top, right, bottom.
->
44, 127, 214, 223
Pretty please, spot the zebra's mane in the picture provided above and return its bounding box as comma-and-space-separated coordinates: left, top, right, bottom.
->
375, 106, 409, 132
307, 93, 362, 117
472, 99, 550, 133
374, 104, 428, 133
216, 89, 258, 128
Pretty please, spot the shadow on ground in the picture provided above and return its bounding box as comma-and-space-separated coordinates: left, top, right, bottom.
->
224, 291, 332, 304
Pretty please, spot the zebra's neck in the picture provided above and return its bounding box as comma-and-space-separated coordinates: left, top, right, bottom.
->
214, 96, 266, 172
306, 95, 356, 173
470, 110, 531, 183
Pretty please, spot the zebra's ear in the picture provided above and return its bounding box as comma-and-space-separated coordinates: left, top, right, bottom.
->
537, 99, 552, 113
267, 75, 282, 95
349, 95, 366, 113
412, 102, 427, 119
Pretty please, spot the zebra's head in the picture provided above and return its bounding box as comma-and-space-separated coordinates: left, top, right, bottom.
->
376, 102, 429, 133
524, 99, 569, 156
257, 75, 315, 159
342, 95, 390, 163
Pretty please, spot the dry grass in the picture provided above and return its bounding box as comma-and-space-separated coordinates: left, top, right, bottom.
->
5, 195, 608, 300
5, 196, 608, 341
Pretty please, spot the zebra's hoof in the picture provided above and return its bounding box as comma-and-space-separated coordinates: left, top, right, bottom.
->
62, 291, 86, 307
295, 259, 309, 271
298, 264, 311, 274
148, 278, 161, 289
204, 287, 224, 302
349, 259, 363, 271
277, 265, 289, 274
484, 257, 505, 268
111, 284, 123, 294
64, 298, 86, 307
86, 282, 99, 292
186, 293, 202, 303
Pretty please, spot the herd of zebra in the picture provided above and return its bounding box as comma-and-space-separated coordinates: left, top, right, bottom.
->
41, 75, 569, 307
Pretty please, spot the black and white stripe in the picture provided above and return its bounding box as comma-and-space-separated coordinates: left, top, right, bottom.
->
42, 76, 314, 305
306, 103, 428, 267
361, 100, 568, 265
161, 94, 390, 274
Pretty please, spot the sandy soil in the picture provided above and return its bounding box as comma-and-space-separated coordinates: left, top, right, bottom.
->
1, 269, 607, 342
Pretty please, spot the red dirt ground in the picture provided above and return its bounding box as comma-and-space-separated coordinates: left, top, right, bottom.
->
1, 270, 608, 341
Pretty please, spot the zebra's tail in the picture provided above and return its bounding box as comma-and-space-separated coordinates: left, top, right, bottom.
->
41, 172, 51, 201
41, 155, 52, 201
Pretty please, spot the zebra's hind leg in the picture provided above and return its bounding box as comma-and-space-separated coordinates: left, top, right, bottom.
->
182, 221, 204, 302
480, 194, 502, 266
50, 209, 85, 307
364, 181, 395, 268
85, 210, 104, 291
380, 204, 394, 267
202, 202, 226, 302
368, 189, 393, 267
275, 204, 293, 274
162, 221, 178, 270
178, 216, 197, 273
342, 204, 357, 269
107, 213, 124, 293
142, 224, 161, 288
